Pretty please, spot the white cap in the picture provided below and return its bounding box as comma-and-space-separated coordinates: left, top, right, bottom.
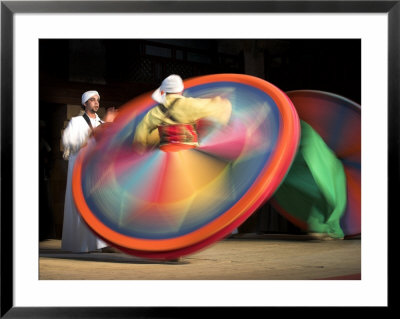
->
152, 74, 184, 104
81, 90, 100, 105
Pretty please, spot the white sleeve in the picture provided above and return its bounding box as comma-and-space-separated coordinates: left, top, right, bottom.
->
62, 117, 90, 154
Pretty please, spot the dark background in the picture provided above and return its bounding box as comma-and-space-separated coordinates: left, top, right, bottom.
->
39, 39, 361, 240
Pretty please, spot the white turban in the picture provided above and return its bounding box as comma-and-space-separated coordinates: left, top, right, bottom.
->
81, 90, 100, 105
152, 74, 184, 104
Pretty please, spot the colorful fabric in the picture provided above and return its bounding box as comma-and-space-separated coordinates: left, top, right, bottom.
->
285, 90, 361, 237
73, 74, 301, 259
273, 120, 347, 238
158, 123, 199, 146
133, 94, 232, 149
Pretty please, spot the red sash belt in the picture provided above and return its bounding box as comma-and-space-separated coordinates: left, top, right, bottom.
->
158, 123, 199, 152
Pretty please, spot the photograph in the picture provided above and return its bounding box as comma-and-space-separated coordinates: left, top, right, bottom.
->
38, 38, 361, 280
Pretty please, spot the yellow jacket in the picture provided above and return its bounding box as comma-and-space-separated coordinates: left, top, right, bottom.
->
133, 94, 232, 147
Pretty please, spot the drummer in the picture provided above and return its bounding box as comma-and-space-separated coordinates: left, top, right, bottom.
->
133, 74, 232, 152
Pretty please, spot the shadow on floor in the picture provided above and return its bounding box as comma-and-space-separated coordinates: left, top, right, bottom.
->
39, 249, 190, 265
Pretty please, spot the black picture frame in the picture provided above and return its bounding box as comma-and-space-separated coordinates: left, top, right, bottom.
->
1, 1, 394, 317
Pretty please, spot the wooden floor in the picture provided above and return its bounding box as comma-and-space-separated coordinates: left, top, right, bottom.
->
39, 234, 361, 280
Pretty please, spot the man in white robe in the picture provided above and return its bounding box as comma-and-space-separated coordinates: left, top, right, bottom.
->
61, 90, 116, 252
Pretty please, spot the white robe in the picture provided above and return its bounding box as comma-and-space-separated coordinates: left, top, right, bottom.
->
61, 113, 107, 252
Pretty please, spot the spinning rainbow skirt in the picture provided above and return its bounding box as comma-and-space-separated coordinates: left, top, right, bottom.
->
72, 74, 301, 259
